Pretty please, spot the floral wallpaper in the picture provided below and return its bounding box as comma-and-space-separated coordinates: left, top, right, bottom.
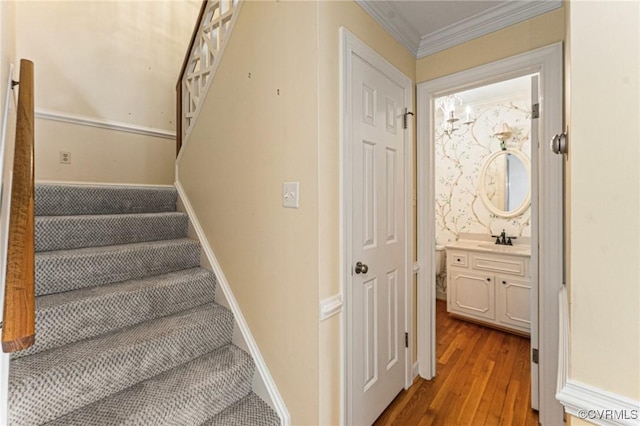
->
435, 93, 531, 296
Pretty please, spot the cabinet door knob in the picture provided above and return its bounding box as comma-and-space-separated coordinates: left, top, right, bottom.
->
486, 278, 491, 282
502, 280, 507, 285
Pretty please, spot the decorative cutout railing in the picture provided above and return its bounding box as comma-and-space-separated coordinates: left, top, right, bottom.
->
2, 59, 35, 353
176, 0, 241, 154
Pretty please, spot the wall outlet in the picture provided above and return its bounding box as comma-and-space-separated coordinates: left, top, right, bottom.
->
59, 151, 71, 164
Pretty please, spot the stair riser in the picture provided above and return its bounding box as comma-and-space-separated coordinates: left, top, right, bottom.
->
35, 213, 189, 252
9, 305, 234, 425
202, 393, 281, 426
35, 184, 178, 216
35, 239, 201, 296
46, 346, 254, 426
14, 269, 216, 359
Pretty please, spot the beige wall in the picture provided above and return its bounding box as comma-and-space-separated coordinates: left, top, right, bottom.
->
1, 0, 16, 121
14, 1, 200, 184
34, 120, 175, 185
316, 2, 416, 423
567, 0, 639, 403
416, 7, 565, 83
179, 1, 416, 423
0, 0, 17, 195
178, 2, 321, 424
1, 0, 16, 140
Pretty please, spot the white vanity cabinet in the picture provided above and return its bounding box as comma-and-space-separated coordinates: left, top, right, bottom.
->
446, 245, 531, 335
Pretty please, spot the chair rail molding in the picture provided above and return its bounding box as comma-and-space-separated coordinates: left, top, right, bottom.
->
557, 380, 640, 426
35, 109, 175, 140
319, 294, 342, 321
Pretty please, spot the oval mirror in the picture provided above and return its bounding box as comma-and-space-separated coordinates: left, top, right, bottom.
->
479, 149, 531, 218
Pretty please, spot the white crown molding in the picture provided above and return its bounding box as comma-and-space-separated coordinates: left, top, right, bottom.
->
355, 0, 420, 56
356, 0, 562, 60
35, 109, 175, 140
174, 181, 290, 426
556, 287, 640, 425
417, 1, 562, 58
319, 294, 343, 321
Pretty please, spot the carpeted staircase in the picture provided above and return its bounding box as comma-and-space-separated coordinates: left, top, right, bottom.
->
8, 183, 280, 426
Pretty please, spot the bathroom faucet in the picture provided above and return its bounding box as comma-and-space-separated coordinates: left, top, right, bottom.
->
491, 230, 517, 246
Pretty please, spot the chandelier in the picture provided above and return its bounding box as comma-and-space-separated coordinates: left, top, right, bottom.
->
436, 94, 476, 137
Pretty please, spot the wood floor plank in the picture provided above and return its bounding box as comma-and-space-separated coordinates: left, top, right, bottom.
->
458, 358, 495, 425
373, 300, 538, 426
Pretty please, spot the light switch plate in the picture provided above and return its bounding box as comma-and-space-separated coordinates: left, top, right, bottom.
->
283, 182, 299, 208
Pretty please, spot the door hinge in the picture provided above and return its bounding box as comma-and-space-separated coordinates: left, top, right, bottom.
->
532, 348, 539, 364
532, 103, 540, 119
403, 108, 414, 130
404, 332, 409, 348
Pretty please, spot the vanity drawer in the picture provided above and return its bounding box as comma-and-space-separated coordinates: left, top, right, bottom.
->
448, 251, 468, 268
470, 253, 527, 277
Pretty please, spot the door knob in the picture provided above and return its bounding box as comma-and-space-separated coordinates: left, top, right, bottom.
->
355, 262, 369, 274
551, 131, 568, 155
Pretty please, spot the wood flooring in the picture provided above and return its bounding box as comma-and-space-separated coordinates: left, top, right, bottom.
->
373, 300, 538, 426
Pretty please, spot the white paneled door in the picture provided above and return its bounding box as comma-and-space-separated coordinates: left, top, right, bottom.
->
348, 47, 410, 425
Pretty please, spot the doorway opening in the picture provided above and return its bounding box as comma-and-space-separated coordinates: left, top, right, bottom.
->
432, 74, 538, 417
417, 44, 564, 426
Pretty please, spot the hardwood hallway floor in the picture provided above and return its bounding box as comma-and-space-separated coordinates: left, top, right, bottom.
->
374, 300, 538, 426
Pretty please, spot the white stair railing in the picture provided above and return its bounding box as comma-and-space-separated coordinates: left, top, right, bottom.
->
176, 0, 242, 154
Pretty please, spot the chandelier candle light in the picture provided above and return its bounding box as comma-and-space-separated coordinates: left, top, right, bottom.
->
437, 94, 476, 137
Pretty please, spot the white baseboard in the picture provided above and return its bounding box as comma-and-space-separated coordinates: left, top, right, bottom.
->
35, 180, 174, 187
175, 181, 290, 426
35, 109, 175, 140
412, 362, 419, 380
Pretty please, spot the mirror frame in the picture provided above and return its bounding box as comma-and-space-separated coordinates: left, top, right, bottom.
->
478, 148, 531, 218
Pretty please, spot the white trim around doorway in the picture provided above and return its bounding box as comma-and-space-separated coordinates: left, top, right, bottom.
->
416, 43, 564, 425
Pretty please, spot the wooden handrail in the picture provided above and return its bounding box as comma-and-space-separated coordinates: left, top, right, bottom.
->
176, 0, 209, 155
2, 59, 35, 353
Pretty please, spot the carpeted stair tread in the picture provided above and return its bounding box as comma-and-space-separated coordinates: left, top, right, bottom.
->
9, 303, 233, 425
35, 184, 178, 216
13, 268, 216, 359
201, 392, 281, 426
9, 183, 280, 425
35, 212, 189, 252
35, 238, 200, 296
45, 345, 254, 426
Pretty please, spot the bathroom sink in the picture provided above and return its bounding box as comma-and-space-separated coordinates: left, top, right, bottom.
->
477, 243, 529, 253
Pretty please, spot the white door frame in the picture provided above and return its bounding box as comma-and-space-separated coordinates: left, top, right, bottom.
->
340, 28, 414, 425
416, 43, 564, 425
